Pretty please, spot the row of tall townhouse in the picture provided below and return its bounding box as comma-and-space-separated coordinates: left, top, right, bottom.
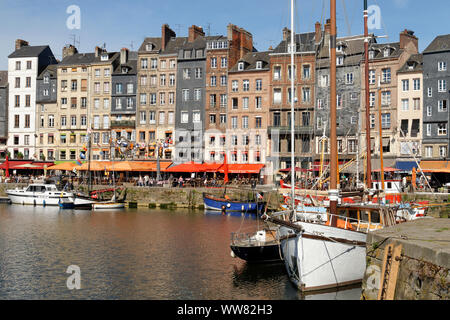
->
3, 25, 449, 177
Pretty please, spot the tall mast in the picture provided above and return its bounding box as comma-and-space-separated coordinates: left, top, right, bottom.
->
363, 0, 373, 195
290, 0, 296, 212
329, 0, 338, 222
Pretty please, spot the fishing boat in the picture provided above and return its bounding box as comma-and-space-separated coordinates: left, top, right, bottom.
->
7, 183, 74, 206
230, 228, 283, 263
203, 193, 265, 214
92, 202, 125, 210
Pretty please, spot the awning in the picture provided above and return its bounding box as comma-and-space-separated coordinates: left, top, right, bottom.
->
420, 161, 450, 173
108, 161, 172, 172
218, 164, 265, 174
76, 161, 112, 171
47, 162, 78, 171
0, 161, 54, 170
372, 167, 400, 173
164, 162, 222, 173
395, 161, 419, 172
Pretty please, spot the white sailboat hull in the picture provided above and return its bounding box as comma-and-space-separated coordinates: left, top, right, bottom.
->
92, 202, 125, 210
279, 222, 367, 292
7, 189, 73, 206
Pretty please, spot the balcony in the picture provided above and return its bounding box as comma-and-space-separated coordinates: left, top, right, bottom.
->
110, 120, 136, 128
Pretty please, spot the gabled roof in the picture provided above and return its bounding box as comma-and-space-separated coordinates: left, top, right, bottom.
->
58, 53, 96, 66
368, 42, 403, 60
398, 54, 423, 73
272, 32, 316, 54
139, 37, 162, 53
112, 52, 138, 75
162, 37, 188, 55
229, 51, 271, 73
37, 64, 58, 79
316, 34, 368, 68
8, 45, 50, 58
423, 34, 450, 54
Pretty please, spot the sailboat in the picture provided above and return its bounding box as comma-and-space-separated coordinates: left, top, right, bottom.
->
263, 0, 402, 292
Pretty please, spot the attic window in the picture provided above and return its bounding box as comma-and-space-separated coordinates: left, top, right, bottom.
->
146, 44, 154, 51
383, 48, 391, 57
337, 45, 344, 53
101, 53, 109, 61
287, 43, 296, 54
256, 61, 263, 69
369, 50, 376, 59
238, 62, 244, 71
121, 67, 128, 74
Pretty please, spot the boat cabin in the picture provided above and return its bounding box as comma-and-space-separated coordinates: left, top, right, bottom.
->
25, 184, 59, 193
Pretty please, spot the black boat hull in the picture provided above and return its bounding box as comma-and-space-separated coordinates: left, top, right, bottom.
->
230, 243, 283, 263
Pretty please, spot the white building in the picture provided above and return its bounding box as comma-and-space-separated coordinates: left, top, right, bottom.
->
7, 40, 56, 159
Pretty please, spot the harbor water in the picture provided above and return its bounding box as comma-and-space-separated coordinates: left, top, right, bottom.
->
0, 204, 361, 300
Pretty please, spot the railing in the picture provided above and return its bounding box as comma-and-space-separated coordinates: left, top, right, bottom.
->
110, 120, 136, 128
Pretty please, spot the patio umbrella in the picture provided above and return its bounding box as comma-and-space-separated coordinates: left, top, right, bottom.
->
4, 155, 9, 178
47, 162, 78, 171
15, 163, 42, 169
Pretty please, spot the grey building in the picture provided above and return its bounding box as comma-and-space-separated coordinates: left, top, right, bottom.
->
111, 48, 138, 143
422, 34, 450, 160
0, 70, 8, 154
315, 31, 368, 163
36, 64, 58, 103
174, 26, 207, 164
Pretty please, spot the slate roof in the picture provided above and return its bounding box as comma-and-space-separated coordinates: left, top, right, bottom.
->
229, 51, 271, 73
37, 64, 58, 79
0, 71, 7, 87
112, 51, 138, 75
139, 37, 162, 53
368, 42, 403, 60
423, 34, 450, 54
398, 54, 423, 73
316, 34, 368, 68
8, 45, 49, 58
271, 32, 316, 54
58, 51, 119, 66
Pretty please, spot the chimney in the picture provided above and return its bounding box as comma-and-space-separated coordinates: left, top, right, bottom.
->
324, 19, 331, 35
315, 22, 322, 43
188, 25, 205, 42
399, 29, 418, 52
162, 24, 176, 51
15, 39, 29, 50
239, 29, 253, 59
62, 44, 78, 59
95, 46, 102, 58
120, 48, 129, 65
283, 27, 291, 41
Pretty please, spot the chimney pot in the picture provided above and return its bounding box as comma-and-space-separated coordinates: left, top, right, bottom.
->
15, 39, 29, 50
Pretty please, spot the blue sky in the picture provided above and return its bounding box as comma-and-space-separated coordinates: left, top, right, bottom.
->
0, 0, 448, 69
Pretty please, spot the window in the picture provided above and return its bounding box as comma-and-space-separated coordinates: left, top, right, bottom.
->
337, 56, 344, 66
232, 98, 238, 110
210, 94, 216, 107
231, 80, 238, 92
149, 93, 156, 105
195, 68, 202, 79
317, 99, 324, 109
15, 61, 21, 70
255, 135, 261, 146
220, 94, 227, 107
170, 59, 176, 69
169, 92, 175, 105
24, 114, 30, 128
220, 114, 227, 124
181, 112, 189, 123
48, 115, 54, 128
221, 57, 227, 68
382, 68, 391, 83
288, 65, 296, 80
381, 113, 391, 129
220, 75, 227, 86
242, 116, 249, 129
425, 146, 433, 158
103, 115, 109, 129
413, 98, 420, 111
25, 77, 31, 88
159, 112, 165, 124
27, 61, 32, 69
151, 59, 158, 69
192, 111, 201, 123
139, 111, 147, 124
438, 80, 447, 92
273, 112, 281, 126
370, 114, 375, 129
302, 88, 310, 103
345, 73, 354, 84
273, 66, 281, 80
438, 61, 447, 72
273, 88, 282, 104
438, 123, 447, 135
303, 65, 311, 79
401, 99, 409, 111
194, 89, 201, 101
140, 93, 147, 105
104, 68, 110, 77
71, 115, 77, 127
255, 116, 262, 128
413, 78, 420, 91
15, 77, 20, 88
321, 74, 329, 87
256, 79, 262, 91
159, 93, 165, 105
370, 92, 376, 107
242, 97, 249, 109
438, 100, 447, 112
149, 111, 156, 124
210, 76, 217, 87
211, 57, 217, 68
126, 83, 133, 94
238, 62, 244, 71
231, 116, 238, 129
427, 106, 432, 117
242, 135, 249, 146
440, 146, 447, 158
426, 124, 431, 136
243, 80, 250, 91
25, 95, 31, 107
428, 87, 433, 97
169, 74, 175, 86
81, 115, 87, 126
255, 96, 262, 109
402, 79, 409, 91
383, 48, 390, 57
71, 97, 77, 109
182, 89, 189, 101
183, 69, 191, 80
369, 70, 376, 85
209, 114, 216, 124
256, 61, 263, 70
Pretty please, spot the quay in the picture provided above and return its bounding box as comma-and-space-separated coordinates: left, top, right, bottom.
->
362, 218, 450, 300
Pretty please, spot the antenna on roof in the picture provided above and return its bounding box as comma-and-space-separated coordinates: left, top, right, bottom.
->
69, 34, 80, 48
175, 24, 184, 36
206, 22, 212, 36
129, 41, 134, 50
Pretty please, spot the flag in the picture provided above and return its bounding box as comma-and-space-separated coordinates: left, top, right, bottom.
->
76, 159, 82, 166
223, 154, 229, 184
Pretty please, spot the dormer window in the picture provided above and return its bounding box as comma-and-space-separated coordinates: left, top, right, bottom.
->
238, 62, 245, 71
121, 67, 128, 74
383, 48, 390, 57
256, 61, 263, 69
101, 53, 109, 61
287, 43, 296, 54
369, 50, 376, 59
146, 43, 154, 51
43, 75, 49, 84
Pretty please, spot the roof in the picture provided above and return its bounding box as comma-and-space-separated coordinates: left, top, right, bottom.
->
139, 37, 162, 53
8, 45, 50, 58
316, 34, 368, 68
272, 32, 316, 54
0, 71, 7, 87
161, 37, 188, 55
398, 54, 423, 73
59, 51, 119, 66
37, 64, 58, 79
367, 42, 403, 60
229, 51, 271, 73
112, 51, 138, 75
423, 34, 450, 54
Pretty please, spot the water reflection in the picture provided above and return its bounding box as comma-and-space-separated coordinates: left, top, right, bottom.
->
0, 205, 360, 300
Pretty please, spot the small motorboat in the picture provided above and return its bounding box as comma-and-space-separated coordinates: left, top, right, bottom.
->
7, 183, 74, 206
230, 228, 283, 263
92, 202, 125, 210
59, 198, 75, 209
203, 193, 265, 214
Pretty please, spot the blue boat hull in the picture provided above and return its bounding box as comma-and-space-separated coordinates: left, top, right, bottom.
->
203, 194, 265, 213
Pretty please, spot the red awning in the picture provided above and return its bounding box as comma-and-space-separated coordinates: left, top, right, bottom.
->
218, 164, 265, 174
0, 161, 54, 170
164, 162, 220, 173
372, 167, 400, 173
